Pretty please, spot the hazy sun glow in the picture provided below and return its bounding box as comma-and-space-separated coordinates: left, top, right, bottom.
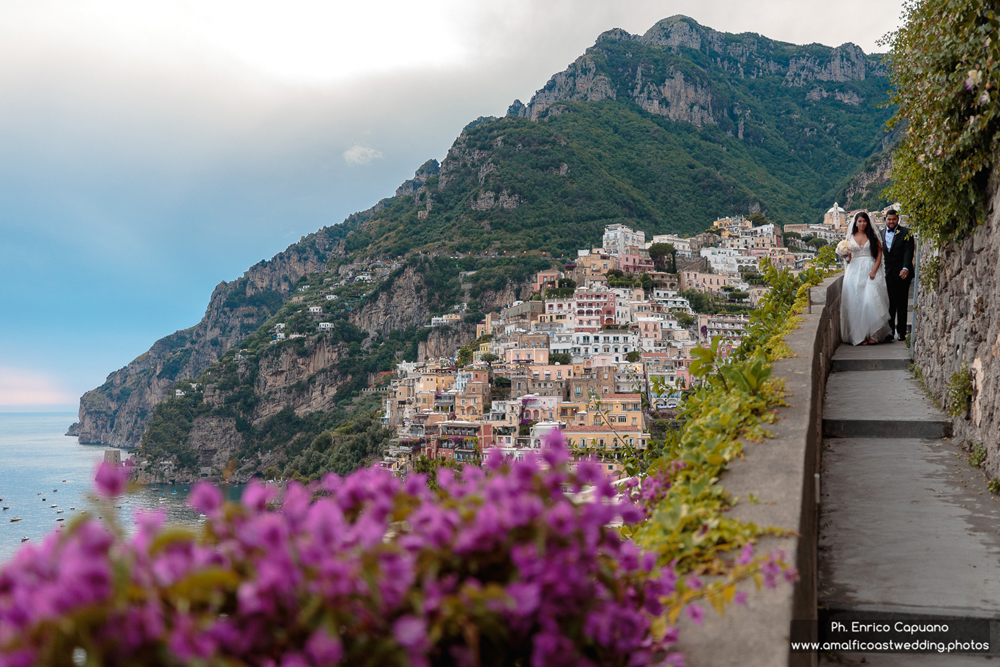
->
5, 0, 472, 84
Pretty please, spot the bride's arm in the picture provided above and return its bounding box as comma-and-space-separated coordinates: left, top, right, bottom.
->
870, 242, 882, 279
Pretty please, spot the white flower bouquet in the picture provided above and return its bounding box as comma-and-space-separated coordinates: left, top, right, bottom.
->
835, 240, 851, 258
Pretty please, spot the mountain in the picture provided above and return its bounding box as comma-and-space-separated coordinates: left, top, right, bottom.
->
76, 16, 895, 476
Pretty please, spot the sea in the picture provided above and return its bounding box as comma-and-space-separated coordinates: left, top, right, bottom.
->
0, 412, 236, 563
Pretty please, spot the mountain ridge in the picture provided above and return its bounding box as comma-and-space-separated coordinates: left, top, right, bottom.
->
75, 16, 896, 456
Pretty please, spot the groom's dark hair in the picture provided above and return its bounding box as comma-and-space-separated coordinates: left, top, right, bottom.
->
851, 212, 879, 259
886, 209, 899, 217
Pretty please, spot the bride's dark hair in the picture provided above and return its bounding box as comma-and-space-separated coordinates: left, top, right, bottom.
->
851, 212, 879, 258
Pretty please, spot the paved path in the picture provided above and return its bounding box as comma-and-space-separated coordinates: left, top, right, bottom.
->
819, 341, 1000, 665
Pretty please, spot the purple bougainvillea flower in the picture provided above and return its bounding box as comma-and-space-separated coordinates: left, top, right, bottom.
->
734, 591, 749, 606
686, 604, 704, 626
393, 615, 427, 651
506, 581, 541, 616
618, 500, 645, 525
94, 461, 128, 498
736, 543, 754, 565
306, 628, 342, 665
188, 482, 223, 515
242, 481, 277, 513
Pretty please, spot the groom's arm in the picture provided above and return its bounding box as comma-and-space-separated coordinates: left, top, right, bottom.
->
903, 229, 915, 272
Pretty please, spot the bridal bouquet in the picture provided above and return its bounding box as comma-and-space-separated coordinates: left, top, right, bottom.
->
835, 240, 851, 258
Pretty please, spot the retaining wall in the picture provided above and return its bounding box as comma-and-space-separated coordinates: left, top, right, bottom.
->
677, 274, 842, 667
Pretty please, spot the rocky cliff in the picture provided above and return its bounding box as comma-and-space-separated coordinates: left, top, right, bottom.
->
418, 324, 478, 362
349, 267, 433, 336
510, 16, 885, 126
77, 224, 353, 448
913, 175, 1000, 476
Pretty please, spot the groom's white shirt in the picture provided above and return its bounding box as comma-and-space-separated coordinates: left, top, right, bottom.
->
885, 227, 896, 251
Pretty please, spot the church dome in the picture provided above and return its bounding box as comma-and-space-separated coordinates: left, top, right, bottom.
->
827, 202, 846, 213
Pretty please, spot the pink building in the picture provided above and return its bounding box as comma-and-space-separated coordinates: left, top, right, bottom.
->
618, 246, 655, 274
521, 394, 561, 422
573, 288, 616, 325
505, 348, 550, 365
534, 270, 563, 292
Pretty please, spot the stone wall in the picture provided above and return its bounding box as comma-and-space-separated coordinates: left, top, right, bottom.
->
913, 177, 1000, 477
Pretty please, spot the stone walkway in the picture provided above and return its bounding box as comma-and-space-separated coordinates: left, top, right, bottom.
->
819, 341, 1000, 665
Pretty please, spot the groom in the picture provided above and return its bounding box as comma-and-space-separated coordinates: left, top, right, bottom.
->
880, 209, 914, 342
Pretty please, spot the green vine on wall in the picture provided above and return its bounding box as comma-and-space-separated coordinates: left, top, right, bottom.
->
882, 0, 1000, 244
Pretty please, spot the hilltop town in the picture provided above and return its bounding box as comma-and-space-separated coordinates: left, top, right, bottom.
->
372, 203, 891, 477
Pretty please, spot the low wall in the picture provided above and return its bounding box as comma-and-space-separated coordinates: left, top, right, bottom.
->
677, 274, 842, 667
913, 178, 1000, 473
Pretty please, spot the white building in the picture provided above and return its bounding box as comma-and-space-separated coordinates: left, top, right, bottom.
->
646, 234, 693, 258
602, 224, 645, 256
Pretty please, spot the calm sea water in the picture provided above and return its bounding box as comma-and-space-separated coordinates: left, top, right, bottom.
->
0, 413, 230, 563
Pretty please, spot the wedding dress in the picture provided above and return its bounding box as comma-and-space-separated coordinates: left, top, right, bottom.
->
840, 236, 891, 345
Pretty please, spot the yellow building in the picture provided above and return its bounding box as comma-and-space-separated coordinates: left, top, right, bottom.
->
562, 425, 649, 451
586, 393, 643, 428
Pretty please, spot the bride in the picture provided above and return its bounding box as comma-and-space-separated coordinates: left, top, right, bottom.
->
839, 212, 891, 345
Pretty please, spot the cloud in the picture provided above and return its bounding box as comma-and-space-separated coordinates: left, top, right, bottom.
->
0, 367, 77, 407
343, 145, 384, 166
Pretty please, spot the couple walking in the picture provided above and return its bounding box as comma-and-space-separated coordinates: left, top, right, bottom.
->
838, 210, 914, 346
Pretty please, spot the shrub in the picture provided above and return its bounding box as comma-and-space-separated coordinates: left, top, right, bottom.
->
883, 0, 1000, 244
945, 360, 974, 418
1, 447, 686, 667
969, 442, 986, 469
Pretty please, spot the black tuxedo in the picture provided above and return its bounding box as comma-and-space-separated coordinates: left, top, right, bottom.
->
879, 224, 914, 338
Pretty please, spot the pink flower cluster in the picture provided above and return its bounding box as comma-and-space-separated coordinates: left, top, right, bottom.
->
0, 437, 684, 667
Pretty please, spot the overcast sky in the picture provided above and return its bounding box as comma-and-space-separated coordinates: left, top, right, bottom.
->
0, 0, 905, 411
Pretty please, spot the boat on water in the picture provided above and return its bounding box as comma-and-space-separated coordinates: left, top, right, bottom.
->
21, 537, 28, 542
57, 510, 63, 514
70, 506, 75, 510
10, 517, 22, 522
2, 506, 8, 510
56, 518, 64, 522
50, 504, 57, 508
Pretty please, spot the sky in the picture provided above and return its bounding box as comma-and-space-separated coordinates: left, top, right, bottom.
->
0, 0, 905, 412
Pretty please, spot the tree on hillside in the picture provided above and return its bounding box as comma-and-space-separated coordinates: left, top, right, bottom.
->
679, 289, 714, 314
648, 242, 677, 272
748, 213, 770, 227
807, 238, 828, 249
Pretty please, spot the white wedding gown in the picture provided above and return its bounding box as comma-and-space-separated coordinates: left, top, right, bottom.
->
840, 238, 891, 345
